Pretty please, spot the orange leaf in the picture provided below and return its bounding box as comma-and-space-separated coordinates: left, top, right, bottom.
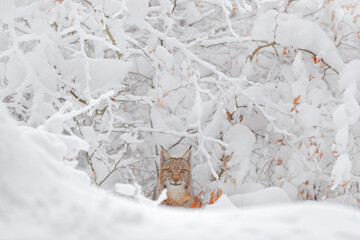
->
183, 196, 191, 201
216, 189, 223, 200
231, 178, 237, 185
190, 202, 199, 208
56, 0, 64, 3
224, 155, 231, 162
191, 195, 203, 208
293, 95, 301, 105
306, 192, 313, 200
157, 98, 166, 107
340, 182, 349, 188
226, 111, 233, 120
313, 55, 320, 64
93, 171, 97, 180
283, 48, 287, 55
209, 189, 216, 205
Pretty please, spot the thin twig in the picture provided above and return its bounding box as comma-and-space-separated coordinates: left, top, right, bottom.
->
171, 0, 177, 13
105, 24, 122, 59
169, 136, 185, 149
69, 90, 88, 105
298, 48, 339, 75
248, 40, 339, 75
83, 0, 122, 59
98, 149, 127, 186
248, 41, 276, 62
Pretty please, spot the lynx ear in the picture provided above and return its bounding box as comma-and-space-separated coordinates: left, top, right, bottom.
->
181, 146, 192, 166
160, 146, 172, 165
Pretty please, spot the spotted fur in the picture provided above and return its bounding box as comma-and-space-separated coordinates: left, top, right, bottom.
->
154, 147, 193, 207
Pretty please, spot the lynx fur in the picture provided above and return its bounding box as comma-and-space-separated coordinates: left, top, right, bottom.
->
154, 147, 193, 207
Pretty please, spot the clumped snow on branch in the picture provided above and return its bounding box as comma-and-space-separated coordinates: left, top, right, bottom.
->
2, 0, 360, 238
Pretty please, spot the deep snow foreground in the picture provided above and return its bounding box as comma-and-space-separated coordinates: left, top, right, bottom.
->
1, 106, 360, 240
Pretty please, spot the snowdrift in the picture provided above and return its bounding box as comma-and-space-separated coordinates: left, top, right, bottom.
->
1, 105, 360, 240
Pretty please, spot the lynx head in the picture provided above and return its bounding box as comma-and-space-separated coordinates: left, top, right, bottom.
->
159, 146, 192, 189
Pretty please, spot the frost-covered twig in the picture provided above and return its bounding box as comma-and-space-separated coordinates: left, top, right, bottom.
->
42, 91, 114, 132
298, 48, 339, 75
98, 147, 127, 186
248, 41, 276, 62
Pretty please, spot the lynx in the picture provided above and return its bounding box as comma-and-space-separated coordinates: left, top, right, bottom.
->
154, 146, 193, 207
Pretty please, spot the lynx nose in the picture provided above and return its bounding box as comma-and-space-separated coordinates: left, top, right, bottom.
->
173, 177, 180, 183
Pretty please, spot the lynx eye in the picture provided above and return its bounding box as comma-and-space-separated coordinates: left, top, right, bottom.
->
165, 169, 172, 173
180, 169, 187, 173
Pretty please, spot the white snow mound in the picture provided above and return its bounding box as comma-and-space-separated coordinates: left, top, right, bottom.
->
1, 105, 360, 240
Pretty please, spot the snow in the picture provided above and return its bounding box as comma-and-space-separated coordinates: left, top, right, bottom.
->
206, 195, 238, 210
252, 10, 345, 72
297, 103, 320, 129
126, 0, 148, 28
0, 0, 15, 24
5, 53, 26, 89
237, 182, 265, 194
223, 124, 256, 184
338, 60, 360, 92
88, 59, 133, 92
223, 124, 255, 158
331, 154, 352, 191
27, 51, 58, 91
2, 106, 360, 239
114, 183, 138, 196
331, 60, 360, 190
252, 9, 277, 43
121, 132, 142, 144
104, 0, 124, 16
155, 45, 174, 69
229, 187, 291, 207
2, 0, 360, 238
276, 13, 345, 72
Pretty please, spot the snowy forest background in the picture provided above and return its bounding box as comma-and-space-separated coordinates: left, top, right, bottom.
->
2, 0, 360, 238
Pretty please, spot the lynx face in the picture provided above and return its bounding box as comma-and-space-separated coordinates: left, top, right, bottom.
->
161, 158, 191, 188
155, 147, 193, 206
